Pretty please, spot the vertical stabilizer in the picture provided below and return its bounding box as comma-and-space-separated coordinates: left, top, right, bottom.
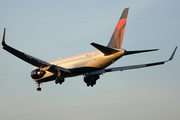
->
107, 8, 129, 49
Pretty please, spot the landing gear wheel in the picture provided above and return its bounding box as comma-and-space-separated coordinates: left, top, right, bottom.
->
55, 77, 65, 85
55, 80, 59, 84
37, 87, 41, 91
37, 83, 42, 91
58, 78, 64, 84
59, 81, 62, 84
87, 81, 91, 87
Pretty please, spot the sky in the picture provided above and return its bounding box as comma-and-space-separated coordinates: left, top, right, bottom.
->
0, 0, 180, 120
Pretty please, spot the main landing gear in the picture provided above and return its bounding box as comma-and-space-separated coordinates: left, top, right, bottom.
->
86, 80, 96, 87
55, 70, 64, 84
37, 83, 41, 91
55, 77, 65, 84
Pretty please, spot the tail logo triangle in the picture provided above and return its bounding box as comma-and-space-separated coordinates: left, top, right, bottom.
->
114, 18, 127, 48
107, 8, 129, 49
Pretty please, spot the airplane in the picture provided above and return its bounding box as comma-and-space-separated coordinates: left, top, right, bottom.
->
1, 8, 177, 91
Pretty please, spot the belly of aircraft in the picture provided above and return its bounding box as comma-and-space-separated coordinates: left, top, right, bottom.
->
34, 66, 102, 83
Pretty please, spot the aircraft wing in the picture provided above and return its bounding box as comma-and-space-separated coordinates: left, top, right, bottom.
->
1, 28, 71, 74
87, 46, 177, 75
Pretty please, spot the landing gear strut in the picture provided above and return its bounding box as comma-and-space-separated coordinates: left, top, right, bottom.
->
55, 69, 64, 84
37, 83, 41, 91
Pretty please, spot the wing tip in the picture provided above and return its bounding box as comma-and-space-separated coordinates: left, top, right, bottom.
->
90, 42, 94, 45
2, 28, 6, 46
168, 46, 178, 61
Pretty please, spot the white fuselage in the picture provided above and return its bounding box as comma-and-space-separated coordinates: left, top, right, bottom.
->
32, 49, 125, 82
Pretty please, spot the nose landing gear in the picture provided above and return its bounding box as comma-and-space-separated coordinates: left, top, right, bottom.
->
37, 83, 41, 91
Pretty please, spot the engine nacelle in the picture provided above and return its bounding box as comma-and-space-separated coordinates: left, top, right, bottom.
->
31, 69, 46, 79
84, 75, 100, 87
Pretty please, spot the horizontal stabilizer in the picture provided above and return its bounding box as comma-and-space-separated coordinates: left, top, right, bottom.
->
91, 42, 119, 55
124, 49, 159, 55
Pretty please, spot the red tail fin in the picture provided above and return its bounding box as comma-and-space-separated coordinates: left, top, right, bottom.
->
107, 8, 129, 49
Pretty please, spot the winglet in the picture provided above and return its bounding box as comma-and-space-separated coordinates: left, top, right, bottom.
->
168, 46, 178, 61
2, 28, 7, 46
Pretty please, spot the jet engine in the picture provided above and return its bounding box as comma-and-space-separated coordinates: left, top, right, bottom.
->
84, 74, 100, 87
31, 69, 46, 79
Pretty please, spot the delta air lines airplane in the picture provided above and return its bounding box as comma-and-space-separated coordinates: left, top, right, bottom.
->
2, 8, 177, 91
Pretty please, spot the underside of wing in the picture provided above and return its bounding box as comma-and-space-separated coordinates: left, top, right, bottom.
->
87, 46, 177, 75
1, 28, 71, 74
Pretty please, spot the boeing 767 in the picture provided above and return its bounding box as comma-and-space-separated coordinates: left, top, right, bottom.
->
1, 8, 177, 91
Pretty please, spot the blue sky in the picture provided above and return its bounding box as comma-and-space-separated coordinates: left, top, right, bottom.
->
0, 0, 180, 120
